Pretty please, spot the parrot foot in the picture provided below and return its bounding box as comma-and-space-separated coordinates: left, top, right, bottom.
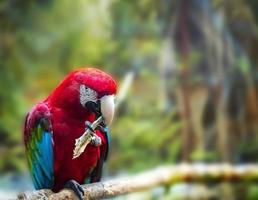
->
85, 121, 95, 133
84, 120, 102, 147
90, 134, 102, 146
64, 180, 84, 200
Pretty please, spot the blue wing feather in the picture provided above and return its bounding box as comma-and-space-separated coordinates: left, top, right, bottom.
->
89, 127, 111, 183
25, 104, 54, 190
31, 130, 54, 189
103, 127, 111, 161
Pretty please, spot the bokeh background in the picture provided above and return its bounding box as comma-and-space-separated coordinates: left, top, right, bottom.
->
1, 0, 258, 199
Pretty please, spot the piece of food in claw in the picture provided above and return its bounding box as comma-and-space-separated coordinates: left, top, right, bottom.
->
73, 132, 92, 159
73, 116, 103, 159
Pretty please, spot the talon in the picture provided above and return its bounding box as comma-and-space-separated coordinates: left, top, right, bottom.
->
85, 121, 95, 133
64, 180, 84, 200
91, 135, 102, 146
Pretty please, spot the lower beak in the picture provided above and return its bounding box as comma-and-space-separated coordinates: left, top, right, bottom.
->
100, 95, 115, 125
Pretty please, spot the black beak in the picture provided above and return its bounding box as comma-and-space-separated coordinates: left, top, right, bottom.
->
85, 100, 101, 117
85, 100, 107, 129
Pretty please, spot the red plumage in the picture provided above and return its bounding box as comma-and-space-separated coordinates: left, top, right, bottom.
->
24, 67, 117, 192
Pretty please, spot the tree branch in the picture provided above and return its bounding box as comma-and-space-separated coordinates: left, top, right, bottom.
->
18, 164, 258, 200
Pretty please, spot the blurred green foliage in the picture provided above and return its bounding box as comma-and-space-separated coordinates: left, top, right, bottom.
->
0, 0, 172, 173
1, 0, 258, 181
2, 1, 258, 200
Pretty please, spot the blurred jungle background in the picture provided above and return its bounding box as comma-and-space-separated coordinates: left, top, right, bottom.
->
1, 0, 258, 199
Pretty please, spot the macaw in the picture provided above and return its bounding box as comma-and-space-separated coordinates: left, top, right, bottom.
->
23, 68, 117, 200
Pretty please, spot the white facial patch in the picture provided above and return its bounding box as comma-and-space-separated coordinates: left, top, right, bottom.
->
79, 85, 98, 106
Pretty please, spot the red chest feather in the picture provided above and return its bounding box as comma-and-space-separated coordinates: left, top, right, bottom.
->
50, 107, 101, 191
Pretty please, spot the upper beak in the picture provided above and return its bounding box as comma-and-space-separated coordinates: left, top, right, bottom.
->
100, 95, 115, 125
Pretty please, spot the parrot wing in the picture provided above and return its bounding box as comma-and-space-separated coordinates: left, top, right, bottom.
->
24, 103, 54, 189
90, 127, 110, 183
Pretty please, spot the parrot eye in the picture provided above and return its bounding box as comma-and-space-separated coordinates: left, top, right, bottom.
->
85, 87, 89, 91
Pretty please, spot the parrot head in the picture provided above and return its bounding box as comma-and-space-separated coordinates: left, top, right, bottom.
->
47, 67, 117, 125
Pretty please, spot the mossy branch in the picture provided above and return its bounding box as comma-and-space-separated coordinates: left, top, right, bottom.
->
18, 164, 258, 200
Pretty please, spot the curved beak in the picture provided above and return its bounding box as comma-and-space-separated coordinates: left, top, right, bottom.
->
100, 95, 115, 125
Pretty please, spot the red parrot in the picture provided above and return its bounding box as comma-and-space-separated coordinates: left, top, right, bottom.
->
23, 68, 117, 200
